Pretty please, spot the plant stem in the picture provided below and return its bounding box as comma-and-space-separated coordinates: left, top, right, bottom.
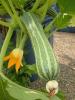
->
7, 0, 28, 43
7, 0, 24, 31
31, 0, 40, 12
44, 18, 55, 33
0, 0, 13, 17
37, 1, 48, 22
0, 27, 13, 71
19, 34, 28, 49
7, 0, 29, 48
1, 0, 24, 32
16, 30, 21, 48
44, 13, 60, 33
1, 0, 28, 40
0, 20, 9, 27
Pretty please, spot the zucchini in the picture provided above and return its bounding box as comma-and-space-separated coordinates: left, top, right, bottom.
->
21, 12, 59, 80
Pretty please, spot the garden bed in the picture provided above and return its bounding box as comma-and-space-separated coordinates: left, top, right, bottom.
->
29, 32, 75, 100
54, 32, 75, 100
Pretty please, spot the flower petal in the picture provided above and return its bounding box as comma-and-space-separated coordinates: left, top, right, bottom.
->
4, 55, 10, 61
16, 59, 21, 73
8, 59, 16, 68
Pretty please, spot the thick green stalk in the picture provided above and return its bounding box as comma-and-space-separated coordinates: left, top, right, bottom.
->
16, 30, 22, 48
1, 0, 28, 48
0, 27, 14, 70
19, 34, 28, 49
7, 0, 28, 44
7, 0, 24, 31
0, 20, 9, 27
5, 0, 28, 50
36, 0, 48, 21
0, 0, 13, 17
1, 0, 24, 32
31, 0, 40, 12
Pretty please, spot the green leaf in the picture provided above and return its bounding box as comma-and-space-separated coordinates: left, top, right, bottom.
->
0, 72, 61, 100
0, 73, 48, 100
21, 12, 59, 80
50, 96, 61, 100
69, 16, 75, 26
54, 13, 72, 29
57, 0, 75, 15
57, 91, 65, 100
19, 64, 37, 76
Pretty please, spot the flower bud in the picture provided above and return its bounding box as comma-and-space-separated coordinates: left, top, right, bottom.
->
46, 80, 58, 96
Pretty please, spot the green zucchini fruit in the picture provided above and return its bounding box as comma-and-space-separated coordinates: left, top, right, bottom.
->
21, 12, 59, 80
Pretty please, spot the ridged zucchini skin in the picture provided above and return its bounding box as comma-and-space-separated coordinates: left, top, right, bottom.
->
21, 12, 59, 80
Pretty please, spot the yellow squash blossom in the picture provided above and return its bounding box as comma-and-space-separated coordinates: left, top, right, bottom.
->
4, 48, 23, 72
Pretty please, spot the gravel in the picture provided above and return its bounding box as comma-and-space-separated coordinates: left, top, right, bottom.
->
30, 32, 75, 100
54, 32, 75, 100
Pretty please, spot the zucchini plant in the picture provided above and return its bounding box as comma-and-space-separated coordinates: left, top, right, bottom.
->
0, 0, 74, 100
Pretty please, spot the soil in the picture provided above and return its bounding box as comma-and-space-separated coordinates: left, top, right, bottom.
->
30, 32, 75, 100
54, 32, 75, 100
